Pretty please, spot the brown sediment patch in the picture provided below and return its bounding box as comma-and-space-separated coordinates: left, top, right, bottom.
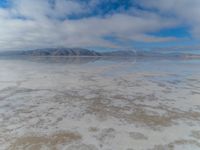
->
191, 130, 200, 139
96, 128, 115, 145
66, 144, 98, 150
174, 139, 200, 147
126, 108, 200, 127
9, 136, 51, 150
9, 131, 81, 150
150, 139, 200, 150
88, 127, 99, 132
151, 144, 174, 150
87, 95, 200, 128
126, 109, 172, 127
50, 132, 81, 145
129, 132, 148, 140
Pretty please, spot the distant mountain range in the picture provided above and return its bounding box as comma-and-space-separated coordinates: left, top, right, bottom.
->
0, 48, 136, 57
0, 47, 199, 58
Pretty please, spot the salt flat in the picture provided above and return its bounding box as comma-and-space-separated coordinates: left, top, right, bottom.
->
0, 57, 200, 150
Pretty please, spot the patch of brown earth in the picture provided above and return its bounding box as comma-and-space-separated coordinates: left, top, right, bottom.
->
96, 128, 115, 147
150, 139, 200, 150
88, 127, 99, 132
87, 96, 200, 128
191, 130, 200, 139
129, 132, 148, 140
66, 144, 98, 150
9, 131, 81, 150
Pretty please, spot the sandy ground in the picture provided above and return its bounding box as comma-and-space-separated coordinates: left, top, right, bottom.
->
0, 57, 200, 150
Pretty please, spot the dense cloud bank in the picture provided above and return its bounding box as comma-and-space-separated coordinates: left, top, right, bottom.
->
0, 0, 199, 51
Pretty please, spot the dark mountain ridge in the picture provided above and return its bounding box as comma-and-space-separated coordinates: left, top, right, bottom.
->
0, 47, 199, 58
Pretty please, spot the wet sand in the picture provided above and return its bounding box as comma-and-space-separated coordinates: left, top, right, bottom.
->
0, 57, 200, 150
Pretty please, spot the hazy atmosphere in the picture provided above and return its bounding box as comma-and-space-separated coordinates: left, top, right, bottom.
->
0, 1, 200, 150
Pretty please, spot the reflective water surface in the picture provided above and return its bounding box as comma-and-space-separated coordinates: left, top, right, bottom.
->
0, 57, 200, 150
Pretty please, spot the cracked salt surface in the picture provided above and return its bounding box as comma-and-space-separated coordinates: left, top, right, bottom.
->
0, 57, 200, 150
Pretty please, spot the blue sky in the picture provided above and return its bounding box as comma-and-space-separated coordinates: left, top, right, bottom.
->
0, 0, 200, 52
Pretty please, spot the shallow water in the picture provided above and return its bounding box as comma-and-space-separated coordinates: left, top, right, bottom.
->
0, 57, 200, 150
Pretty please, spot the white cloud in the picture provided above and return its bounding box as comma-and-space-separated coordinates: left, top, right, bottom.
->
138, 0, 200, 38
0, 0, 195, 51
